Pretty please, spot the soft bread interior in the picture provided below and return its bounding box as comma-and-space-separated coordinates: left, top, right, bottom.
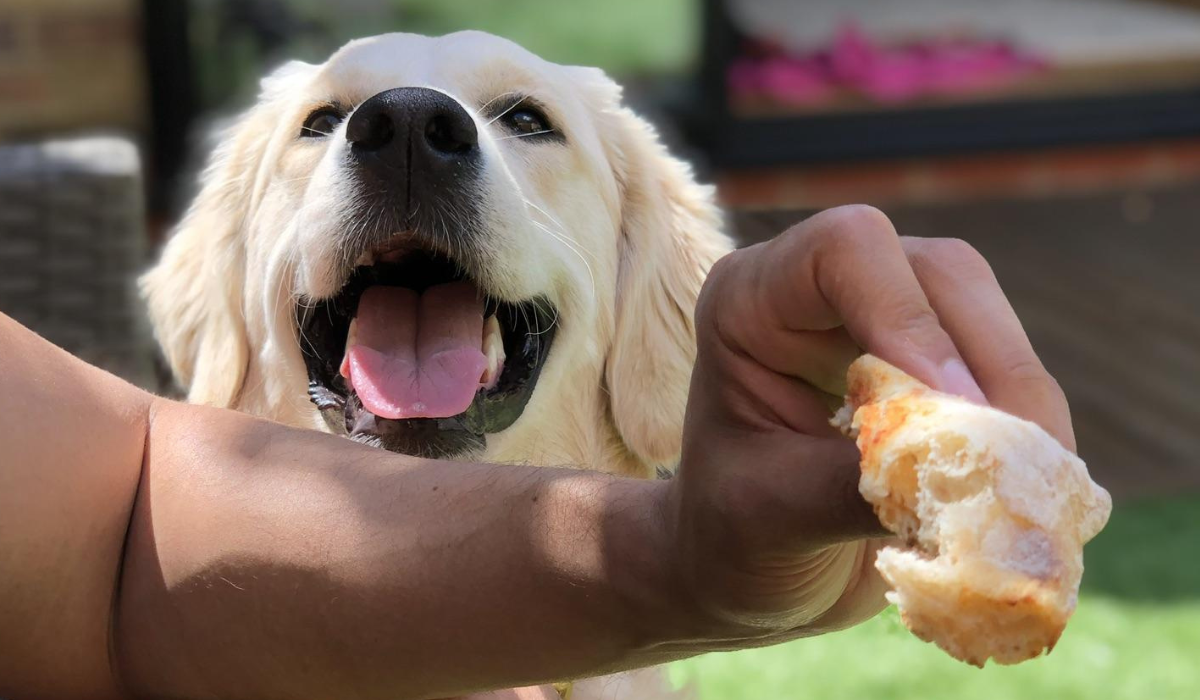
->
835, 356, 1112, 667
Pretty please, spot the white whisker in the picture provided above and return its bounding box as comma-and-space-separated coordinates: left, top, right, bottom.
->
530, 219, 596, 298
523, 199, 569, 236
485, 95, 525, 127
495, 129, 556, 141
526, 297, 559, 338
477, 90, 520, 116
526, 215, 596, 303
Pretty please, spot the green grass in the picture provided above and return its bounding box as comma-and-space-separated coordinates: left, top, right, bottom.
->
291, 0, 696, 76
670, 497, 1200, 700
389, 0, 696, 75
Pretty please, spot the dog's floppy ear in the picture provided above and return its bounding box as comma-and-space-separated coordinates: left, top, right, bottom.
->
141, 128, 253, 407
586, 71, 734, 470
141, 61, 313, 406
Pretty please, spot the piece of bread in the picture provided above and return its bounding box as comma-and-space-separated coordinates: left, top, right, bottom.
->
831, 355, 1112, 667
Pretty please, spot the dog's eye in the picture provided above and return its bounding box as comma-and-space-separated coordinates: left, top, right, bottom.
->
301, 108, 344, 137
503, 107, 552, 137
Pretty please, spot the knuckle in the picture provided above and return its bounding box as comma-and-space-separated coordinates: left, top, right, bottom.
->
811, 205, 898, 251
1004, 355, 1051, 384
997, 356, 1073, 443
696, 250, 740, 314
876, 296, 949, 360
1049, 376, 1070, 413
912, 237, 995, 282
890, 297, 943, 338
696, 248, 766, 356
1004, 356, 1068, 402
1041, 371, 1070, 408
706, 248, 741, 283
825, 204, 896, 234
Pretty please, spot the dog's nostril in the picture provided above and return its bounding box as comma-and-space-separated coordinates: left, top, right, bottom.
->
425, 114, 475, 155
347, 112, 395, 151
346, 88, 478, 166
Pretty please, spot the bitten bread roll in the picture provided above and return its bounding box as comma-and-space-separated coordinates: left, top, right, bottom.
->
831, 355, 1111, 667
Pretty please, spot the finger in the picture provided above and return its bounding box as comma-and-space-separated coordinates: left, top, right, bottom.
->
784, 438, 888, 544
903, 237, 1076, 451
738, 326, 861, 398
719, 205, 988, 404
722, 433, 888, 547
718, 350, 847, 437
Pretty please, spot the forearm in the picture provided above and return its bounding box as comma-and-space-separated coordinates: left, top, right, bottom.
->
0, 314, 150, 699
116, 399, 699, 700
0, 314, 711, 700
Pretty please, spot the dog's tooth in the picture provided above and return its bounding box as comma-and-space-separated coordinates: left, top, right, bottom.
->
339, 318, 358, 379
482, 314, 502, 353
480, 315, 505, 389
346, 317, 358, 352
483, 295, 499, 319
354, 249, 375, 267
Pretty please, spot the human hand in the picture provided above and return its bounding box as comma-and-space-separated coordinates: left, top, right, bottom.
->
666, 206, 1073, 643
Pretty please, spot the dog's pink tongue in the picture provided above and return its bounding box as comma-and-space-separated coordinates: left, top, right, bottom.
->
344, 283, 486, 419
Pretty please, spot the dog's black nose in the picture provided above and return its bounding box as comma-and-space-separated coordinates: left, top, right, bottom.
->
346, 87, 478, 166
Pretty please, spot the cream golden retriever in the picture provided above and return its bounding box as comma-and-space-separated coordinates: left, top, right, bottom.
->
142, 31, 731, 698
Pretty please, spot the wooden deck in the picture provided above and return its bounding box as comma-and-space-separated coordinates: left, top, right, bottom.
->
729, 184, 1200, 502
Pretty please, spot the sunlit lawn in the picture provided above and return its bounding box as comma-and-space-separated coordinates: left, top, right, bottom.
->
389, 0, 696, 75
670, 497, 1200, 700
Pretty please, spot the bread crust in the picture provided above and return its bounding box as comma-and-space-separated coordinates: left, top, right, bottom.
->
833, 355, 1112, 666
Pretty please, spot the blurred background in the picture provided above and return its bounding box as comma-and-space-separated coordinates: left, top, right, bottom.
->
1, 0, 1198, 697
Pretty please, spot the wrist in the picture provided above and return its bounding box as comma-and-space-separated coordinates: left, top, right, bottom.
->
654, 467, 880, 650
616, 476, 774, 657
594, 478, 687, 649
583, 476, 732, 661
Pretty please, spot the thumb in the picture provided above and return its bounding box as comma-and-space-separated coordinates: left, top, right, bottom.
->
765, 435, 887, 548
686, 433, 886, 552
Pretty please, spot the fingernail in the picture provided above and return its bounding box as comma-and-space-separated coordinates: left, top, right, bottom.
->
940, 359, 989, 405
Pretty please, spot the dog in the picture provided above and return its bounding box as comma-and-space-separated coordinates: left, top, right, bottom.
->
142, 31, 732, 697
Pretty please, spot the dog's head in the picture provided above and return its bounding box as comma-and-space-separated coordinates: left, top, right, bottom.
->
142, 32, 731, 473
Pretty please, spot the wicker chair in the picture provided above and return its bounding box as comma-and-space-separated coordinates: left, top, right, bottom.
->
0, 136, 157, 390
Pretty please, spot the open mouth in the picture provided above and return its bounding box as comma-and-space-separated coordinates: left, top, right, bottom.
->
298, 244, 557, 458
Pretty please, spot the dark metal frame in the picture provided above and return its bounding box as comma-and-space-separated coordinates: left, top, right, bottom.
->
678, 0, 1200, 169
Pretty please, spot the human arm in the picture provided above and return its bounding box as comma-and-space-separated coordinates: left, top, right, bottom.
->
0, 311, 684, 699
0, 205, 1074, 699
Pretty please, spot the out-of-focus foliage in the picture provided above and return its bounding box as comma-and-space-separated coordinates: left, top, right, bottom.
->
189, 0, 695, 110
